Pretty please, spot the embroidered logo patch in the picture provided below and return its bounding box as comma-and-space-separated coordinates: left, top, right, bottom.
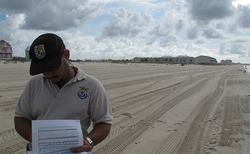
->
34, 45, 46, 59
78, 86, 89, 99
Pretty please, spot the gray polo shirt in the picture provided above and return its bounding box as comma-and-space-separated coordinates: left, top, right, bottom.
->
15, 67, 113, 136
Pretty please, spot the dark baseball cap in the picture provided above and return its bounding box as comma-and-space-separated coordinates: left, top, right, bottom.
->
29, 33, 65, 75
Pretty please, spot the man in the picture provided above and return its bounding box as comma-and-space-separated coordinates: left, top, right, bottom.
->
14, 33, 113, 153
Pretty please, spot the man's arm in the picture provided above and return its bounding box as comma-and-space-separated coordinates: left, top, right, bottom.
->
14, 117, 32, 142
87, 122, 111, 145
71, 123, 111, 152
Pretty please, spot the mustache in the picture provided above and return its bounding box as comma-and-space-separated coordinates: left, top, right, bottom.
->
48, 76, 59, 79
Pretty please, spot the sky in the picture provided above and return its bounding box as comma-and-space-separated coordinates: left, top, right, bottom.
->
0, 0, 250, 63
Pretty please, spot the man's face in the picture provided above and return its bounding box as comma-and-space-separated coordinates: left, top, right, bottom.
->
42, 58, 67, 84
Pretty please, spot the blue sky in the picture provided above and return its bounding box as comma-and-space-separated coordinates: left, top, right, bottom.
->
0, 0, 250, 63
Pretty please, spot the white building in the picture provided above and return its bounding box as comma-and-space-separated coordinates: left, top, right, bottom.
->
194, 55, 217, 65
221, 59, 232, 65
132, 55, 218, 65
25, 46, 31, 61
132, 56, 195, 64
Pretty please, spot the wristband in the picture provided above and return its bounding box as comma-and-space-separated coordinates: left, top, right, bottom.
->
85, 137, 94, 149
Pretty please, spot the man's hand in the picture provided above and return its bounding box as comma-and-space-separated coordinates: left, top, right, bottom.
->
70, 123, 111, 153
70, 139, 92, 153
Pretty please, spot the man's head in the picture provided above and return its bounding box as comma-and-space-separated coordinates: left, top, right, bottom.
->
29, 33, 65, 75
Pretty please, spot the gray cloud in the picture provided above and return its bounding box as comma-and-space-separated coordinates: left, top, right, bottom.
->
215, 21, 226, 29
143, 21, 173, 45
176, 19, 184, 32
148, 22, 171, 37
227, 5, 250, 33
227, 36, 250, 43
159, 35, 178, 47
228, 44, 245, 54
0, 0, 39, 13
186, 0, 235, 24
228, 22, 238, 33
237, 5, 250, 28
219, 36, 250, 57
219, 43, 227, 54
0, 0, 101, 31
219, 42, 248, 56
186, 27, 199, 39
195, 39, 205, 44
96, 8, 154, 41
202, 28, 223, 38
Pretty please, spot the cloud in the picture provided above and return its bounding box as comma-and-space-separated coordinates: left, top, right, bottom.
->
0, 0, 39, 13
219, 36, 250, 56
215, 21, 226, 29
0, 0, 102, 31
195, 39, 206, 44
176, 19, 184, 32
219, 36, 250, 61
227, 36, 250, 43
186, 0, 235, 25
143, 8, 183, 45
148, 21, 171, 36
186, 27, 199, 39
143, 22, 171, 45
159, 35, 178, 47
0, 13, 41, 57
0, 0, 250, 63
23, 1, 102, 31
237, 5, 250, 28
202, 28, 224, 38
233, 0, 250, 7
219, 43, 245, 55
227, 4, 250, 33
0, 14, 25, 41
96, 8, 154, 41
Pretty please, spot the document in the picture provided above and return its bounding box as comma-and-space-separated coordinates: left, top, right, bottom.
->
31, 120, 90, 154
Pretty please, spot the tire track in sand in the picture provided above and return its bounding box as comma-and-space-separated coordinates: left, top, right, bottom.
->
94, 76, 209, 154
0, 128, 27, 154
0, 100, 18, 112
153, 73, 230, 154
0, 86, 24, 92
103, 74, 173, 90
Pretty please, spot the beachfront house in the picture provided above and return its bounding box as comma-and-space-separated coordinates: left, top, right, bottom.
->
131, 56, 195, 64
0, 40, 13, 60
220, 59, 232, 65
194, 55, 217, 65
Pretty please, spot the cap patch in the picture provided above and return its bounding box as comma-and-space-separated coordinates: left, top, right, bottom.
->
34, 45, 46, 59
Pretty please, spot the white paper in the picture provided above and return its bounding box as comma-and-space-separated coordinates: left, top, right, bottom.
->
31, 120, 90, 154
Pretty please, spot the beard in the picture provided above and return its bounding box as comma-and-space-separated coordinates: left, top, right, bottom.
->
51, 59, 70, 87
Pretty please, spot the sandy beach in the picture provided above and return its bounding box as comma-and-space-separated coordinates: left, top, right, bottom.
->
0, 61, 250, 154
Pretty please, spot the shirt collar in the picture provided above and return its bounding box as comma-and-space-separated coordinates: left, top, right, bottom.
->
73, 67, 86, 82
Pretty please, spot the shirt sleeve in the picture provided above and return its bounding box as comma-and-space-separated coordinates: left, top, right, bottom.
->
15, 79, 34, 121
88, 77, 113, 127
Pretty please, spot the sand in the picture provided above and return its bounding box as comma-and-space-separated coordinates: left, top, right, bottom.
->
0, 61, 250, 154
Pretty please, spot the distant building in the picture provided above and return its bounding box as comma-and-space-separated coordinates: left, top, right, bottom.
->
132, 55, 218, 65
194, 55, 217, 65
221, 59, 232, 65
132, 56, 195, 64
25, 46, 31, 61
0, 40, 13, 59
